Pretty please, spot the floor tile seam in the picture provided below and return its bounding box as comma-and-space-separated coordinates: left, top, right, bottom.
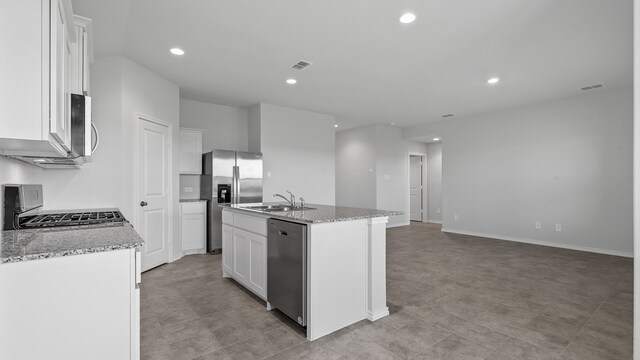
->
260, 325, 301, 353
407, 332, 458, 360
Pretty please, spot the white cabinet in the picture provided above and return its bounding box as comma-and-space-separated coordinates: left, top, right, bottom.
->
70, 15, 92, 96
180, 201, 207, 255
179, 128, 203, 174
221, 209, 268, 299
0, 248, 141, 360
0, 0, 86, 158
222, 224, 234, 275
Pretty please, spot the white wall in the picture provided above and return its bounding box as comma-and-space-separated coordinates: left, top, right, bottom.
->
426, 142, 442, 222
633, 0, 639, 349
43, 55, 182, 260
0, 157, 44, 224
179, 99, 248, 152
404, 86, 633, 256
335, 124, 428, 226
44, 56, 123, 212
256, 104, 336, 205
335, 125, 377, 209
376, 125, 428, 226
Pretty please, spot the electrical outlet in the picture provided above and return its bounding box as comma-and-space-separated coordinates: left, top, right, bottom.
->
436, 208, 441, 214
555, 224, 562, 232
454, 214, 459, 221
184, 187, 193, 193
535, 221, 541, 230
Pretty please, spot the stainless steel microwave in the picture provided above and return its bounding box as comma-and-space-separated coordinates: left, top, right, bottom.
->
7, 94, 96, 168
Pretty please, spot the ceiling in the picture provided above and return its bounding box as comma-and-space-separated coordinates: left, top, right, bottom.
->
71, 0, 632, 130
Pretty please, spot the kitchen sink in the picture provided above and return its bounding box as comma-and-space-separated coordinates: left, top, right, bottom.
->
244, 205, 316, 212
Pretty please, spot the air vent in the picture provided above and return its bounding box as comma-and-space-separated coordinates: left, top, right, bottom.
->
442, 114, 455, 118
292, 60, 313, 70
580, 83, 604, 91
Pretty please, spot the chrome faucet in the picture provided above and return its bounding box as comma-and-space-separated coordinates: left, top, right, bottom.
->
299, 197, 305, 208
286, 190, 296, 207
273, 192, 295, 207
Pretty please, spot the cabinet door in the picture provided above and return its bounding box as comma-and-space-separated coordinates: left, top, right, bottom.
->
222, 224, 233, 275
179, 129, 203, 174
50, 0, 72, 151
69, 25, 84, 95
248, 233, 267, 298
181, 213, 206, 253
232, 228, 251, 285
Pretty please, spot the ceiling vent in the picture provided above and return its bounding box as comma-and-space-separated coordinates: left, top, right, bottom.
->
292, 60, 313, 70
580, 83, 604, 91
442, 114, 455, 118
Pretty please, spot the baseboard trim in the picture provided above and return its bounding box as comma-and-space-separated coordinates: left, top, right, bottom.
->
441, 228, 633, 258
367, 308, 390, 321
426, 220, 442, 224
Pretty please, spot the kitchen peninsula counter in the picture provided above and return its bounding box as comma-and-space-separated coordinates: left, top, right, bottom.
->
223, 203, 401, 224
222, 203, 400, 341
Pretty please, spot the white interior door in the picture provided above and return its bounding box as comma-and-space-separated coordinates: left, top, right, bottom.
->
137, 116, 170, 271
409, 156, 423, 222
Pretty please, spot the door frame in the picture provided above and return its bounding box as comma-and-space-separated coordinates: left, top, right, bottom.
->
133, 112, 174, 266
408, 152, 428, 223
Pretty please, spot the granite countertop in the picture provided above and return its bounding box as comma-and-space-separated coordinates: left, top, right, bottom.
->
0, 223, 144, 264
223, 203, 402, 224
180, 199, 208, 203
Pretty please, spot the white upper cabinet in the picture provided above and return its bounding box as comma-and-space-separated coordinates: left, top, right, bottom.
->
50, 0, 73, 151
179, 128, 204, 174
70, 16, 92, 96
0, 0, 88, 158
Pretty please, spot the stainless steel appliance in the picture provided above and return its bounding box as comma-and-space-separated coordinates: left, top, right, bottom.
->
2, 184, 127, 230
201, 150, 263, 253
267, 218, 307, 327
5, 94, 98, 168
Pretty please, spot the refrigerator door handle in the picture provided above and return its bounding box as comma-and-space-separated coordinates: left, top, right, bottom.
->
233, 165, 239, 204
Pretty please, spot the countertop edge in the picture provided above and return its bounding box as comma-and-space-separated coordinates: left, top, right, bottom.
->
222, 205, 402, 224
0, 242, 144, 264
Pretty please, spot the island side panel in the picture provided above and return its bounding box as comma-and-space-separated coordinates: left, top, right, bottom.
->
307, 219, 367, 341
367, 217, 390, 320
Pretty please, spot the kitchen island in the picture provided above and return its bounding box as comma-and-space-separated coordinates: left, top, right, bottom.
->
221, 203, 401, 341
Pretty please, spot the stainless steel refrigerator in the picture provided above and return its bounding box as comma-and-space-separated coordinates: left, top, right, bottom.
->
201, 150, 263, 253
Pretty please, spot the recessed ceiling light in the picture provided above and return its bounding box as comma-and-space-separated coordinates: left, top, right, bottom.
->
286, 78, 297, 85
433, 138, 440, 141
334, 124, 339, 128
399, 13, 416, 24
170, 48, 185, 56
487, 77, 500, 85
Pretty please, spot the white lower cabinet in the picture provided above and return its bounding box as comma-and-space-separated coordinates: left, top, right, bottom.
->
0, 248, 141, 360
180, 201, 207, 255
222, 209, 267, 299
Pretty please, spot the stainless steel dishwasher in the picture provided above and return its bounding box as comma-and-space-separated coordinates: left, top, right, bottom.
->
267, 218, 307, 326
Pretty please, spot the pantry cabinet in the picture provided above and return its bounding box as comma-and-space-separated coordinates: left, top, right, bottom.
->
0, 0, 90, 158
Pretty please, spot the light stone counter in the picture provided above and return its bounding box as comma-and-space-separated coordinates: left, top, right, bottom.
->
0, 223, 143, 264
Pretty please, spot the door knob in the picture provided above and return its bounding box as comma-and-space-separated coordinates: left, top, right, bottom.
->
140, 201, 148, 207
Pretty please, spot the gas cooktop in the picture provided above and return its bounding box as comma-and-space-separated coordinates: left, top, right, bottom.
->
18, 210, 126, 229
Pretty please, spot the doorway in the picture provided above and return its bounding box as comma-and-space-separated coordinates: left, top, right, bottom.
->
409, 155, 425, 222
135, 114, 172, 272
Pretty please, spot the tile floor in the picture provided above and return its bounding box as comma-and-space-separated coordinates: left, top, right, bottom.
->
141, 222, 633, 360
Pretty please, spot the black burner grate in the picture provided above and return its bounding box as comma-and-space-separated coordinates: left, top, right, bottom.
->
18, 211, 126, 228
